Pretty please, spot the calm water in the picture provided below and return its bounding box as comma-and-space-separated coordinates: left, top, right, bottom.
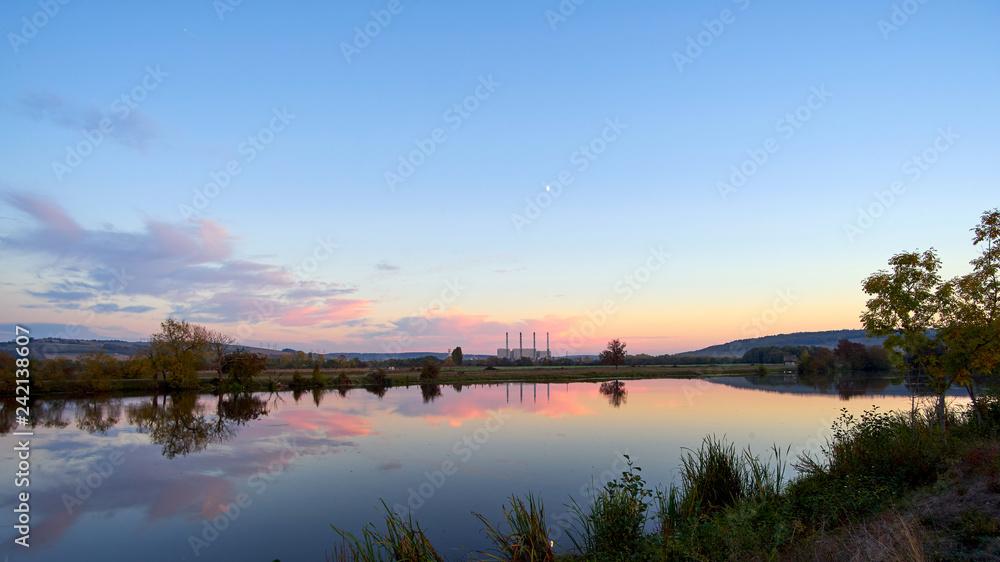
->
0, 375, 969, 561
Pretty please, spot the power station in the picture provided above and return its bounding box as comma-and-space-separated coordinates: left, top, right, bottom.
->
497, 331, 551, 361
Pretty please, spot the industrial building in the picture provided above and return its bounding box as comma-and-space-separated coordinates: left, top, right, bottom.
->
497, 331, 551, 361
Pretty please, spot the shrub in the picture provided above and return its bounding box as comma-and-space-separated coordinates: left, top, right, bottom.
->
420, 361, 440, 380
312, 364, 326, 387
568, 455, 653, 558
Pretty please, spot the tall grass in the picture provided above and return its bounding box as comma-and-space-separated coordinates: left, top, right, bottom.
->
473, 493, 554, 561
330, 500, 443, 562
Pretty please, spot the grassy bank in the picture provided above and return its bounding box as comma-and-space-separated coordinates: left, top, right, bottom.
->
324, 393, 1000, 561
8, 363, 780, 397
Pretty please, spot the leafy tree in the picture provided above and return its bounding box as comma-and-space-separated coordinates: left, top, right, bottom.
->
451, 346, 464, 366
79, 350, 121, 392
147, 318, 209, 389
938, 209, 1000, 426
861, 249, 950, 425
221, 347, 268, 388
599, 339, 627, 369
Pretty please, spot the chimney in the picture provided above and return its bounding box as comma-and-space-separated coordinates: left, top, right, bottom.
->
520, 332, 523, 358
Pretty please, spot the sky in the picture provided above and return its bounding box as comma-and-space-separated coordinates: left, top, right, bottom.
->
1, 0, 998, 356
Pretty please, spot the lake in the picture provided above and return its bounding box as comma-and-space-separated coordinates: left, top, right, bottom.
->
0, 375, 970, 561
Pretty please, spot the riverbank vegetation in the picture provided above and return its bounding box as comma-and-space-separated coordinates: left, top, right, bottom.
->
326, 398, 1000, 561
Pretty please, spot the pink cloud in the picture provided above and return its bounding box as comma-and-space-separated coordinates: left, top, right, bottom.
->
277, 298, 373, 327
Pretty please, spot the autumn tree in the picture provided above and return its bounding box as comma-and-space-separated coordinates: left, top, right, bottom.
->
79, 350, 122, 392
147, 318, 209, 389
938, 209, 1000, 426
221, 347, 268, 389
451, 346, 464, 366
205, 329, 236, 379
599, 339, 627, 369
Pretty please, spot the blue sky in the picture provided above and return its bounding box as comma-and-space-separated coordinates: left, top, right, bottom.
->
1, 0, 998, 354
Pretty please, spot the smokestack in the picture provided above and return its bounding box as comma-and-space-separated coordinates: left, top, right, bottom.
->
533, 332, 536, 357
520, 332, 523, 358
547, 332, 550, 357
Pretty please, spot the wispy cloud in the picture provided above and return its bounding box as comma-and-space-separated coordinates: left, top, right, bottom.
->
20, 91, 161, 150
1, 193, 372, 327
375, 260, 399, 272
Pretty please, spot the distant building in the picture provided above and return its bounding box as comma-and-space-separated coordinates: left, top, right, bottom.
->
496, 348, 551, 361
783, 355, 798, 367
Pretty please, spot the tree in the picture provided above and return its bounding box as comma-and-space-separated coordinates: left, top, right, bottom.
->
861, 249, 950, 425
79, 350, 121, 392
221, 347, 268, 389
938, 209, 1000, 426
599, 339, 627, 369
205, 329, 236, 378
147, 318, 209, 389
451, 347, 464, 366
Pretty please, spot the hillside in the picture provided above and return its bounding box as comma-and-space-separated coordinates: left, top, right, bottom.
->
677, 329, 885, 358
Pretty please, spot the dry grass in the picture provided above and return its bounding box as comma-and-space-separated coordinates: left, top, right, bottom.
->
785, 511, 926, 562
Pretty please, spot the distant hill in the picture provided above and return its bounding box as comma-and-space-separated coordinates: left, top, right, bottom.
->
677, 329, 885, 358
0, 337, 474, 362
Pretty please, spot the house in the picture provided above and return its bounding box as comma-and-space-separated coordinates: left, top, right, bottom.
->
783, 355, 798, 367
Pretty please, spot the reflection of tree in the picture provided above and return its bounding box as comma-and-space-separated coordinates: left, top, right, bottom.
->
36, 399, 70, 429
420, 383, 442, 403
0, 399, 16, 435
76, 398, 122, 435
0, 397, 69, 435
835, 378, 892, 401
126, 392, 269, 459
312, 388, 324, 407
599, 380, 628, 408
365, 385, 389, 398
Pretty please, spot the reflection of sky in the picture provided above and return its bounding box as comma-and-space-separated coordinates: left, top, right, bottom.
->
0, 380, 969, 560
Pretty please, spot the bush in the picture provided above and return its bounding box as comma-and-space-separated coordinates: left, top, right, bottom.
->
312, 364, 326, 387
420, 361, 440, 380
568, 455, 653, 558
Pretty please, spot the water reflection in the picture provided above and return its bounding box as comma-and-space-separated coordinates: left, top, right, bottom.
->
599, 380, 628, 408
717, 371, 967, 400
420, 383, 442, 403
124, 392, 269, 459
